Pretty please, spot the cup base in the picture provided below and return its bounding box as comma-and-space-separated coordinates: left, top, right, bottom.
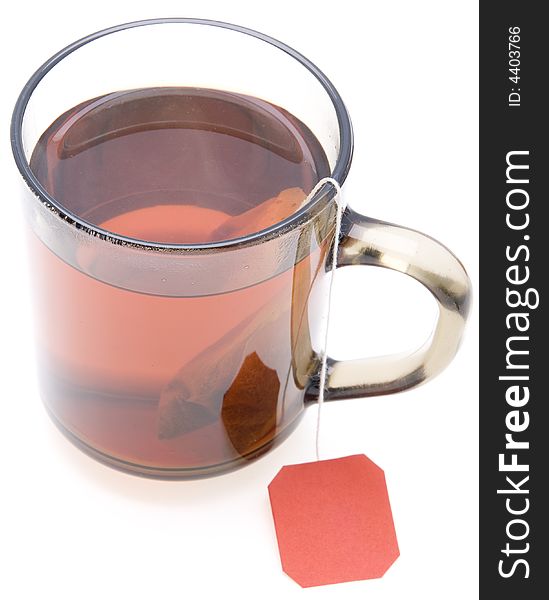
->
42, 400, 304, 480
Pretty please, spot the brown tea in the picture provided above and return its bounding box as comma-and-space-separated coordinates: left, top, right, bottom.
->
28, 87, 331, 475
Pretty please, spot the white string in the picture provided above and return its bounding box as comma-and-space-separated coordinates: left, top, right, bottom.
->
307, 177, 344, 461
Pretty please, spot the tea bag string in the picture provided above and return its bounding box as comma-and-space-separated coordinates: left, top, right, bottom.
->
305, 177, 344, 461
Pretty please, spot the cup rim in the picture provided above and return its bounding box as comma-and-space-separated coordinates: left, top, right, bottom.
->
11, 17, 353, 251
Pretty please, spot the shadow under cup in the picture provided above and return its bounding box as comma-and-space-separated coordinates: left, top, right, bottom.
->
12, 19, 352, 478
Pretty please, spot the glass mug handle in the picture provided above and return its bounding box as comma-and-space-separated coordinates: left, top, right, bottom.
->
312, 206, 472, 400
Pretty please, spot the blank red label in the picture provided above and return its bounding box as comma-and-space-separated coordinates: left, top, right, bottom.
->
268, 454, 399, 587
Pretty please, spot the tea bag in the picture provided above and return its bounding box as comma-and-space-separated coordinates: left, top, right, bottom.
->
212, 187, 307, 240
157, 186, 310, 442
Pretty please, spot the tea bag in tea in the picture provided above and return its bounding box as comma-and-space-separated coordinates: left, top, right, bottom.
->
157, 186, 310, 442
212, 187, 307, 240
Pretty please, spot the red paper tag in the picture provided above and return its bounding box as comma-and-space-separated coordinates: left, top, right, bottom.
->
268, 454, 399, 587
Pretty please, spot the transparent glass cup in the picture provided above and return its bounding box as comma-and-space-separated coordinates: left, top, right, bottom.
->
11, 19, 471, 478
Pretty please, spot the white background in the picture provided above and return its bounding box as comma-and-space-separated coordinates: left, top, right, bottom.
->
0, 1, 478, 598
